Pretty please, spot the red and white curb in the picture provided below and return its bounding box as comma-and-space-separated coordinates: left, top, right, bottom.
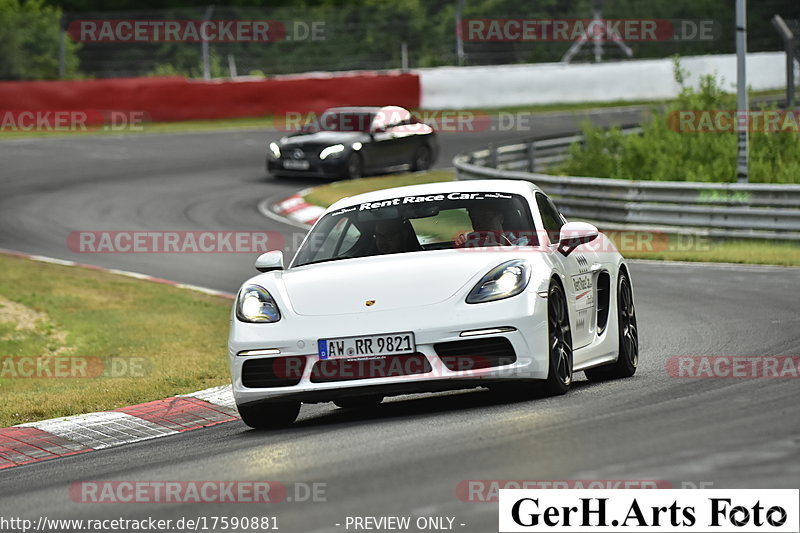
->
271, 188, 325, 226
1, 388, 238, 470
0, 249, 240, 470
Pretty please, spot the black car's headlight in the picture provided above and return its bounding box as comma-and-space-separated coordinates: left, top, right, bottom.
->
466, 260, 531, 304
236, 284, 281, 323
268, 142, 281, 159
319, 144, 345, 159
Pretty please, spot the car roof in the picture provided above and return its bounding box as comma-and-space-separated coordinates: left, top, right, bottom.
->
327, 179, 544, 211
323, 106, 383, 114
323, 105, 411, 114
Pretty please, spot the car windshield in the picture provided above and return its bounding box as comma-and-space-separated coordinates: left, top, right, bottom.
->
308, 111, 376, 133
292, 192, 538, 267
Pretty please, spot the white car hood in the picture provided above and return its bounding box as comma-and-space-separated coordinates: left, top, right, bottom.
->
281, 251, 504, 316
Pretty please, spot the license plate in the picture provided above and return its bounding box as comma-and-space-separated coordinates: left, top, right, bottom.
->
283, 159, 310, 170
318, 332, 415, 360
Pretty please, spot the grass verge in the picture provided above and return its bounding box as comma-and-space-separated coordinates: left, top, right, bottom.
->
0, 254, 232, 427
301, 170, 800, 267
615, 236, 800, 267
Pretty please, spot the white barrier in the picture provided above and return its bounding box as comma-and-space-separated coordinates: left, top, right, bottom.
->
418, 52, 785, 109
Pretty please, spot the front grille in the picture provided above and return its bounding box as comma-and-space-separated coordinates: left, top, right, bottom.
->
241, 356, 306, 388
310, 354, 432, 383
434, 337, 517, 371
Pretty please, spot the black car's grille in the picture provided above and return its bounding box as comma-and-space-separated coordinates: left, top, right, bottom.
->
241, 356, 306, 388
309, 354, 432, 383
284, 146, 323, 159
434, 337, 517, 371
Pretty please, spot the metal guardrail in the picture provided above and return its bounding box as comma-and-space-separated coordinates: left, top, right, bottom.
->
454, 128, 800, 241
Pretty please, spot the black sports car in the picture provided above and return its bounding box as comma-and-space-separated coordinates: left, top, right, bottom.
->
266, 106, 439, 179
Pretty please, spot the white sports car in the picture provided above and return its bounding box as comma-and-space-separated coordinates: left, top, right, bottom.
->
229, 179, 638, 428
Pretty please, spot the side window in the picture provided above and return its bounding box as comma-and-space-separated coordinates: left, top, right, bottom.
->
535, 193, 564, 244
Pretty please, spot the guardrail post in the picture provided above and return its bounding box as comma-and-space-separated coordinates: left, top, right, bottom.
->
526, 142, 537, 172
488, 143, 498, 168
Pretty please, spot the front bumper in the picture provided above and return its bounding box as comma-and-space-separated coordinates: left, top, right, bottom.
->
267, 155, 348, 179
229, 291, 549, 407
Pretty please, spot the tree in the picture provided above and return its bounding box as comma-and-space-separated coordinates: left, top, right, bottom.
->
0, 0, 80, 80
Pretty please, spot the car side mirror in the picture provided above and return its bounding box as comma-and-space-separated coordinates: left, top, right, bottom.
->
557, 222, 599, 256
255, 251, 284, 272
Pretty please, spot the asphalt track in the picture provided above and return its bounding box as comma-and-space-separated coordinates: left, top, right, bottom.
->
0, 107, 798, 532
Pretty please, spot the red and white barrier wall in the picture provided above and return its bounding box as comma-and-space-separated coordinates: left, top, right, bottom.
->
0, 52, 786, 122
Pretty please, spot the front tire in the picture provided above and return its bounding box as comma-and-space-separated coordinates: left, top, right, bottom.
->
585, 270, 638, 382
237, 401, 300, 429
541, 279, 574, 396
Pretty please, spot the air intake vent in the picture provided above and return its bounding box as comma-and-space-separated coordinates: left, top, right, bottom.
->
596, 271, 611, 334
434, 337, 516, 371
242, 356, 305, 388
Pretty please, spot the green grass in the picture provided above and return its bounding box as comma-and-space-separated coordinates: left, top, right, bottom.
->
0, 254, 232, 427
302, 170, 800, 267
615, 236, 800, 267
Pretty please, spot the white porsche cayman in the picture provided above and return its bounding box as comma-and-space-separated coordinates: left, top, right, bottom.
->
229, 179, 638, 428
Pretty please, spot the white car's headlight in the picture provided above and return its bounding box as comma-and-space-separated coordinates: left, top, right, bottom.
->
236, 284, 281, 323
319, 144, 345, 159
466, 260, 531, 304
268, 142, 281, 159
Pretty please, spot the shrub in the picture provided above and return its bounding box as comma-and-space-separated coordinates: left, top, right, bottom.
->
557, 58, 800, 184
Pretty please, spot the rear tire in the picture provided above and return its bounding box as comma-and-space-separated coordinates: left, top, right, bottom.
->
585, 270, 638, 382
333, 395, 384, 409
237, 401, 300, 429
410, 145, 432, 172
541, 279, 574, 396
345, 153, 363, 179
